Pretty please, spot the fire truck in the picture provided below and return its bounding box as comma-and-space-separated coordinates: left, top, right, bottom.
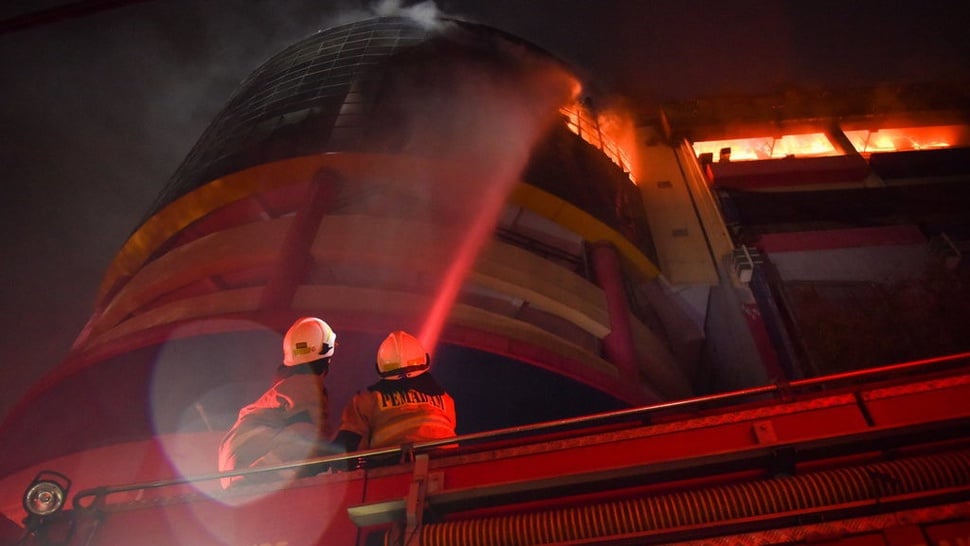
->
15, 353, 970, 546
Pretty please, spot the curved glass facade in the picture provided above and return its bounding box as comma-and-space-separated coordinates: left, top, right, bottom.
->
146, 16, 652, 266
151, 17, 432, 216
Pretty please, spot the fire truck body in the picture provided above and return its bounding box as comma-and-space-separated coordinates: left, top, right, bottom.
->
18, 355, 970, 546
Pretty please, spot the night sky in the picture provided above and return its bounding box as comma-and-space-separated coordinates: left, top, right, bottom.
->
1, 0, 968, 422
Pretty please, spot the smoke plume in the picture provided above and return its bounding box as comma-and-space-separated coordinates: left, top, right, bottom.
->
371, 0, 442, 30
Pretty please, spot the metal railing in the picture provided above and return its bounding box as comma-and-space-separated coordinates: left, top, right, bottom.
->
72, 350, 970, 510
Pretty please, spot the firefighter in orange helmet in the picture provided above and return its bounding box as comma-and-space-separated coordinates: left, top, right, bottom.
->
333, 331, 456, 456
218, 317, 336, 487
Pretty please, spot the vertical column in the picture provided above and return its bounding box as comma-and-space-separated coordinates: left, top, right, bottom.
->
589, 242, 643, 396
259, 169, 339, 310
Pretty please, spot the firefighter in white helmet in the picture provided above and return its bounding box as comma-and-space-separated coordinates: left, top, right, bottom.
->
218, 317, 337, 487
333, 331, 456, 457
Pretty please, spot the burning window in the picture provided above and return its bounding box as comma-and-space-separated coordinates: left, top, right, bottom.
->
844, 125, 968, 155
692, 133, 839, 162
693, 125, 969, 163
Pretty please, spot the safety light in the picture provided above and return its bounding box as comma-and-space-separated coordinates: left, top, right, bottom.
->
23, 471, 71, 517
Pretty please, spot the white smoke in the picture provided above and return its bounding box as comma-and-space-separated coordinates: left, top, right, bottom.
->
371, 0, 442, 30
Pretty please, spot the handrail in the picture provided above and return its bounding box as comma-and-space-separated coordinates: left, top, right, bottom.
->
72, 448, 392, 510
71, 350, 970, 510
421, 349, 970, 450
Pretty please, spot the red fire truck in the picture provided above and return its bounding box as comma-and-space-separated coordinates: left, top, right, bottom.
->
14, 353, 970, 546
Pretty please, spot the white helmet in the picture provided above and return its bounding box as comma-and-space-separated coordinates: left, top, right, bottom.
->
283, 317, 336, 366
376, 331, 430, 379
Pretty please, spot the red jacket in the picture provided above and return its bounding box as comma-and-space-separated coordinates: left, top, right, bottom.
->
337, 373, 456, 451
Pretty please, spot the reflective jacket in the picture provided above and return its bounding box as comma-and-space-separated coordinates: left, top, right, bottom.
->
337, 373, 456, 451
218, 371, 329, 486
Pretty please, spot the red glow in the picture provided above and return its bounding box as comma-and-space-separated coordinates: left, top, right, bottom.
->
693, 133, 838, 161
695, 124, 969, 162
597, 109, 637, 183
844, 124, 966, 154
560, 102, 635, 181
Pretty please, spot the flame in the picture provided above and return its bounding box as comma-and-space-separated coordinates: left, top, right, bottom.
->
844, 125, 963, 155
560, 102, 636, 182
597, 109, 638, 184
694, 124, 967, 162
692, 133, 838, 162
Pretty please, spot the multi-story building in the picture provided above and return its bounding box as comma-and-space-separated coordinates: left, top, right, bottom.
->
2, 14, 967, 546
669, 86, 970, 379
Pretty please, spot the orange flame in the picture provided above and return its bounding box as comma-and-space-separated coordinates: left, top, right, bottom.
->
560, 102, 636, 182
694, 124, 967, 162
692, 133, 838, 162
844, 125, 963, 155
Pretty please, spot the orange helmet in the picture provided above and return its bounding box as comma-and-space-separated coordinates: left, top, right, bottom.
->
282, 317, 336, 366
376, 331, 430, 379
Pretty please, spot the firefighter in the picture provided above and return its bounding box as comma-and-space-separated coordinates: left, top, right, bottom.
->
333, 331, 456, 458
218, 317, 337, 487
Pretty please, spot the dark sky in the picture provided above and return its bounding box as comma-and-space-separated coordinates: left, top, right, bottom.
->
1, 0, 968, 421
